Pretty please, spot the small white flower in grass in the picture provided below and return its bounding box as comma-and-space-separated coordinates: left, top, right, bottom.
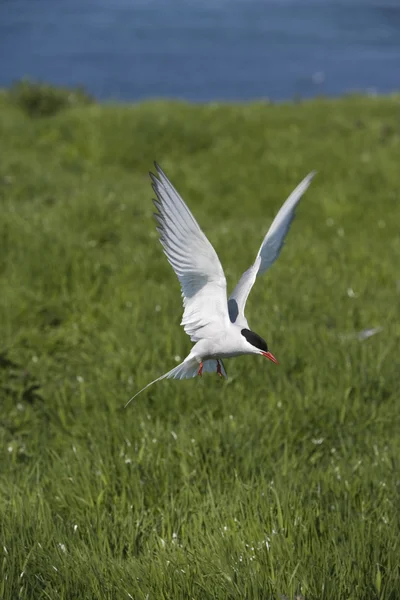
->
58, 543, 66, 553
3, 546, 8, 554
20, 571, 24, 578
52, 565, 58, 572
73, 525, 78, 533
17, 403, 25, 412
347, 287, 357, 298
312, 438, 324, 445
152, 438, 157, 443
155, 304, 161, 312
32, 355, 38, 363
170, 431, 177, 441
7, 446, 13, 453
125, 457, 132, 464
76, 375, 84, 383
174, 355, 181, 362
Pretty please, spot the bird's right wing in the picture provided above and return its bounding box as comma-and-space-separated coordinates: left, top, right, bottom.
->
151, 163, 230, 342
228, 171, 316, 328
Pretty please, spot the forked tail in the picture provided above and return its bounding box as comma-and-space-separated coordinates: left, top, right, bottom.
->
125, 357, 227, 407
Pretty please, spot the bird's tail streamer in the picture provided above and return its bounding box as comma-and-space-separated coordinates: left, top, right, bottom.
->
125, 358, 227, 407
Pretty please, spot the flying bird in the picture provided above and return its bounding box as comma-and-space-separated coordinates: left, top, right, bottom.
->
127, 164, 315, 404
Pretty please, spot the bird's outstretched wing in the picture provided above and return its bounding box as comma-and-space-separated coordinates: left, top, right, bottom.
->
151, 163, 230, 342
228, 171, 316, 328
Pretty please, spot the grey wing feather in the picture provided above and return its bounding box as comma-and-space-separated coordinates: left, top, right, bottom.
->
228, 171, 316, 327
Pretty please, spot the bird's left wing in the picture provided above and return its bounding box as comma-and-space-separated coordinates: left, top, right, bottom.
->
151, 163, 230, 342
228, 171, 316, 328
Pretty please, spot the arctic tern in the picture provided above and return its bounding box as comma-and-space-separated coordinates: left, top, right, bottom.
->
127, 163, 315, 404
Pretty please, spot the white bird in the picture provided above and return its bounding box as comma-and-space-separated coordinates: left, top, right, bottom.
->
126, 163, 316, 405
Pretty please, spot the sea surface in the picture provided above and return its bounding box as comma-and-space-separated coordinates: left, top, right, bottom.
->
1, 0, 400, 102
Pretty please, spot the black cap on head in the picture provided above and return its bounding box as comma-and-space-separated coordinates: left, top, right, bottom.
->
241, 329, 268, 352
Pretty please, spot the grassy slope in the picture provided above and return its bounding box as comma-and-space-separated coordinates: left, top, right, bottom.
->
1, 87, 400, 599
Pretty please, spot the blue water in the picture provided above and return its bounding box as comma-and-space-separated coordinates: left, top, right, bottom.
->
1, 0, 399, 102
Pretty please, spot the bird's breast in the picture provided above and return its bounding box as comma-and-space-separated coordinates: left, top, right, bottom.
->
201, 327, 250, 359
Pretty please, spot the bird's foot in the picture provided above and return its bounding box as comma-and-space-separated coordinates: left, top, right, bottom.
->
197, 362, 203, 377
217, 360, 222, 378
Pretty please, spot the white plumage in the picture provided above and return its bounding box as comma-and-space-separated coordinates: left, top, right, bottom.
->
151, 168, 229, 342
126, 163, 315, 405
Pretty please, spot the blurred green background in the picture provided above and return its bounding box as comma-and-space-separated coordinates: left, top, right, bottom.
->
1, 83, 399, 599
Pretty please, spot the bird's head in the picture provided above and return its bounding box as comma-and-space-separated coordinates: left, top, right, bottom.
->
241, 329, 279, 364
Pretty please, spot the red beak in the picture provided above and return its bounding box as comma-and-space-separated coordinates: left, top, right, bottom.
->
261, 351, 279, 364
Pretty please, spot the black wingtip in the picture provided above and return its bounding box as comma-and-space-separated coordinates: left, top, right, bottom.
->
154, 162, 169, 181
149, 161, 161, 182
149, 173, 159, 189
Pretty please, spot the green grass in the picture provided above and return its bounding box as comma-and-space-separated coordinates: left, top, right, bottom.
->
1, 83, 400, 599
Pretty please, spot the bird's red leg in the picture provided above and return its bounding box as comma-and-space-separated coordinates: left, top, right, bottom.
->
217, 360, 222, 378
197, 362, 203, 377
